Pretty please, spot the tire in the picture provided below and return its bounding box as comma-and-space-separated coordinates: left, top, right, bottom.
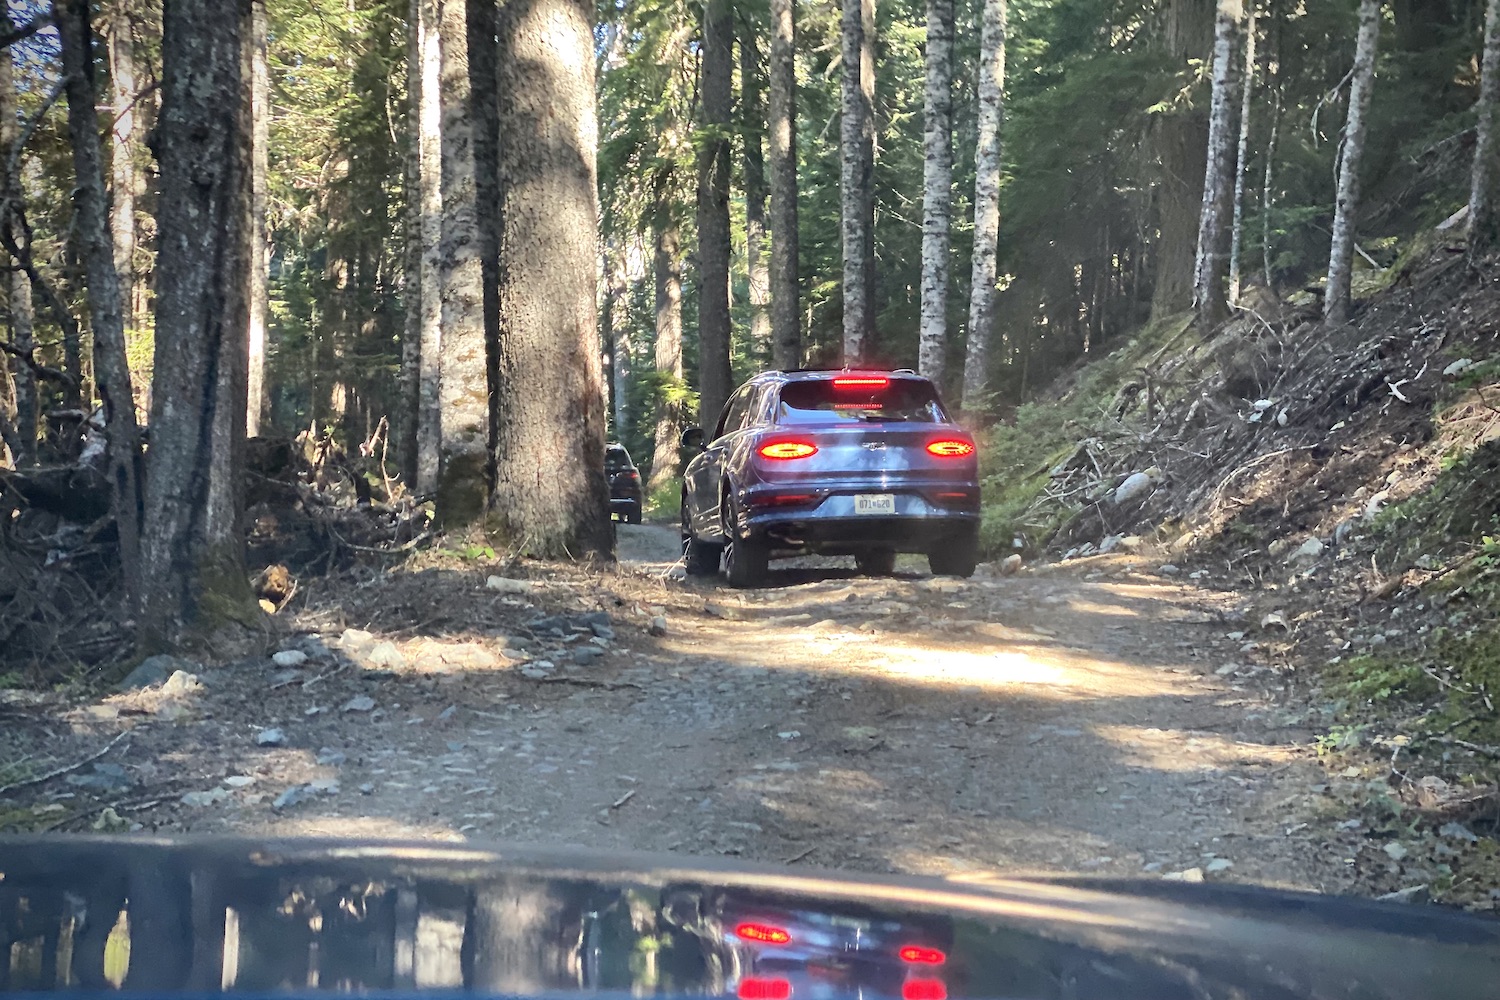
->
855, 549, 897, 576
681, 500, 721, 576
928, 546, 977, 579
626, 503, 642, 525
722, 497, 769, 589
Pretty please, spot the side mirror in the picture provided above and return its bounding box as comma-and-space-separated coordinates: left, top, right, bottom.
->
680, 427, 706, 451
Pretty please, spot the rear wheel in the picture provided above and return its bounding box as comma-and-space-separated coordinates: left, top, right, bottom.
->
626, 502, 642, 525
722, 497, 769, 588
681, 500, 721, 576
928, 543, 977, 578
855, 548, 897, 576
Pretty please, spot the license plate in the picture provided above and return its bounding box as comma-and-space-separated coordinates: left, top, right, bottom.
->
854, 494, 896, 515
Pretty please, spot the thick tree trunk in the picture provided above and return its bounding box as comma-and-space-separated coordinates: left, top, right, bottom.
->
696, 0, 733, 432
918, 0, 954, 386
840, 0, 876, 366
768, 0, 800, 370
650, 215, 684, 496
1324, 0, 1381, 326
1228, 5, 1256, 302
436, 0, 490, 525
1151, 0, 1214, 320
1470, 0, 1500, 253
415, 0, 443, 493
604, 244, 630, 439
107, 7, 146, 418
57, 0, 145, 600
140, 0, 257, 651
400, 0, 423, 485
466, 0, 501, 480
0, 14, 35, 466
961, 0, 1006, 408
490, 0, 611, 559
1192, 0, 1241, 327
245, 0, 269, 436
740, 30, 771, 365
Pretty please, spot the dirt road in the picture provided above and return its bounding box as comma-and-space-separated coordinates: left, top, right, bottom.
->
5, 526, 1353, 892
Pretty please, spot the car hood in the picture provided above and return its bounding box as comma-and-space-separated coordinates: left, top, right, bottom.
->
0, 837, 1496, 999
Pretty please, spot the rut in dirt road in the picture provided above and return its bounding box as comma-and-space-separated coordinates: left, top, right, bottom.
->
6, 525, 1347, 893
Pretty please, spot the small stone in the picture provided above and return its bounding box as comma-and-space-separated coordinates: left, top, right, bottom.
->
591, 623, 616, 640
648, 616, 668, 637
1439, 822, 1479, 843
1112, 471, 1155, 506
1119, 535, 1144, 552
1157, 564, 1180, 576
573, 645, 605, 666
999, 554, 1023, 575
364, 642, 406, 670
91, 807, 129, 833
1205, 858, 1234, 873
316, 748, 347, 766
256, 728, 287, 747
435, 705, 458, 723
486, 575, 534, 594
446, 740, 466, 753
359, 783, 376, 795
1215, 663, 1239, 676
117, 654, 189, 691
223, 776, 256, 788
1443, 358, 1475, 378
1163, 867, 1205, 883
180, 788, 230, 807
777, 730, 802, 740
339, 628, 375, 650
309, 778, 340, 795
272, 650, 309, 668
272, 785, 310, 811
1290, 538, 1325, 563
342, 695, 376, 713
1377, 885, 1431, 905
1383, 842, 1408, 861
161, 669, 203, 697
1260, 611, 1290, 631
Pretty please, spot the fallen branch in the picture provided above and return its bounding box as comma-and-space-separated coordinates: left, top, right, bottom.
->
0, 730, 129, 797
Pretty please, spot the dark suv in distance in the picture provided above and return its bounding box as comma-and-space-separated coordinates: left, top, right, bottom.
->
679, 369, 981, 587
606, 444, 643, 524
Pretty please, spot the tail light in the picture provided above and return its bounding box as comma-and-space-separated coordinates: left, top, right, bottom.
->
899, 946, 947, 965
902, 980, 947, 1000
747, 492, 820, 509
759, 441, 818, 460
925, 439, 976, 458
735, 922, 792, 945
833, 377, 889, 389
738, 979, 792, 1000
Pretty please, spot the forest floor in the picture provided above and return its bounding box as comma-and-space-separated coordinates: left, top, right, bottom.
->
2, 523, 1375, 897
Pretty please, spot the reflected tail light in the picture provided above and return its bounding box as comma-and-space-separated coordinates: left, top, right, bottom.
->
926, 439, 976, 458
735, 922, 792, 945
833, 377, 890, 389
899, 946, 947, 965
902, 980, 947, 1000
758, 441, 818, 460
738, 978, 793, 1000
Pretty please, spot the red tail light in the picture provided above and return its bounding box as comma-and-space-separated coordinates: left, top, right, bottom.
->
925, 439, 975, 458
899, 946, 947, 965
833, 377, 890, 389
738, 978, 792, 1000
735, 922, 792, 945
759, 441, 818, 460
902, 980, 947, 1000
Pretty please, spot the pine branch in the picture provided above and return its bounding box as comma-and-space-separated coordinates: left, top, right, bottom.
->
0, 11, 52, 51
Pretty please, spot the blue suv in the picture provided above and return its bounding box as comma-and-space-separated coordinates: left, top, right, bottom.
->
679, 370, 981, 588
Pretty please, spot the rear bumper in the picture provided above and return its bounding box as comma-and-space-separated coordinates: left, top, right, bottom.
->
609, 495, 641, 512
754, 513, 978, 555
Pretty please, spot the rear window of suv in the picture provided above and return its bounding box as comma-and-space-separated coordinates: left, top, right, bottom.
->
605, 446, 633, 470
776, 378, 948, 424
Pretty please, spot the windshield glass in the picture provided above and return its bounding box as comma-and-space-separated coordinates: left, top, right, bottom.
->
605, 447, 632, 470
776, 378, 948, 424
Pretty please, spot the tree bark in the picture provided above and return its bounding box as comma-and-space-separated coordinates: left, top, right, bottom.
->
57, 0, 145, 601
961, 0, 1006, 408
466, 0, 501, 482
1470, 0, 1500, 253
918, 0, 954, 387
1228, 4, 1256, 302
768, 0, 800, 371
696, 0, 733, 433
436, 0, 490, 525
1151, 0, 1214, 320
1324, 0, 1381, 326
415, 0, 443, 493
650, 213, 683, 496
840, 0, 876, 366
490, 0, 611, 559
0, 12, 35, 466
1192, 0, 1241, 328
245, 0, 269, 436
740, 29, 771, 365
400, 0, 423, 486
107, 6, 146, 419
604, 243, 630, 440
140, 0, 257, 651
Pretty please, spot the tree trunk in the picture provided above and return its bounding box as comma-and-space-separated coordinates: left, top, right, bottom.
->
1151, 0, 1213, 320
1262, 0, 1282, 290
490, 0, 611, 559
57, 0, 145, 601
466, 0, 501, 481
605, 244, 630, 439
415, 0, 443, 493
768, 0, 800, 371
107, 6, 145, 419
1228, 4, 1256, 302
696, 0, 733, 433
1324, 0, 1381, 326
918, 0, 954, 387
0, 12, 35, 466
961, 0, 1006, 408
740, 30, 771, 365
140, 0, 257, 651
400, 0, 423, 486
436, 0, 490, 525
840, 0, 876, 366
245, 0, 269, 436
1470, 0, 1500, 253
650, 214, 684, 497
1192, 0, 1241, 328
